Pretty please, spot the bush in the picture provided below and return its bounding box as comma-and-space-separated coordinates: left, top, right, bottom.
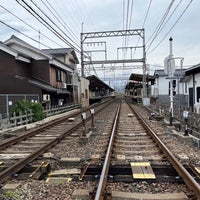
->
31, 102, 46, 122
11, 100, 46, 122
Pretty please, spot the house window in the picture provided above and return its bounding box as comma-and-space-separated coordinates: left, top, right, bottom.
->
56, 69, 62, 82
197, 87, 200, 102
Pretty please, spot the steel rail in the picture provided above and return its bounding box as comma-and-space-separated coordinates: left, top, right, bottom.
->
95, 102, 121, 200
0, 99, 115, 183
0, 119, 82, 183
0, 99, 114, 151
129, 103, 200, 199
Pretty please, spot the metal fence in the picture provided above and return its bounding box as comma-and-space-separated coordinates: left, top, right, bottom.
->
0, 94, 39, 117
0, 103, 82, 130
44, 103, 82, 117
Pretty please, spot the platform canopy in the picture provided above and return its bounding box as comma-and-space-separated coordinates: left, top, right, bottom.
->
129, 73, 155, 84
86, 75, 114, 92
125, 73, 155, 90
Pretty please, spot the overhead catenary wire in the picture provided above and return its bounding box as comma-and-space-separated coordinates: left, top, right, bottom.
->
122, 0, 135, 61
132, 0, 152, 59
125, 0, 134, 48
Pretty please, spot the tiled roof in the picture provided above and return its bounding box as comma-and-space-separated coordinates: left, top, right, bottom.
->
42, 48, 72, 55
154, 69, 185, 77
185, 63, 200, 75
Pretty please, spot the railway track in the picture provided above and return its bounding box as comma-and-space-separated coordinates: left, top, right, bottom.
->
0, 99, 114, 184
93, 98, 200, 199
0, 97, 199, 199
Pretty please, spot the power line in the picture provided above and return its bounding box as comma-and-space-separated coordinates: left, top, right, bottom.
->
146, 0, 175, 45
57, 0, 83, 34
142, 0, 152, 28
73, 0, 96, 32
147, 0, 193, 55
0, 19, 51, 49
16, 0, 81, 54
146, 0, 175, 51
41, 0, 80, 46
29, 0, 80, 50
0, 3, 64, 48
149, 0, 183, 41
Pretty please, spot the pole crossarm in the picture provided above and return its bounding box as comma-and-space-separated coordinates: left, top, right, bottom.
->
83, 58, 145, 65
81, 29, 144, 41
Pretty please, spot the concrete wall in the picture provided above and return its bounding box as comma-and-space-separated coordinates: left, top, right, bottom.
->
80, 77, 89, 107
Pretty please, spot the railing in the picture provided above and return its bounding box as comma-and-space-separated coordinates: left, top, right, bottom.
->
44, 103, 82, 117
0, 103, 82, 130
9, 110, 33, 128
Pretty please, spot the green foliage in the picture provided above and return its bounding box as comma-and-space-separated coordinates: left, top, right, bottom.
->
4, 190, 23, 200
11, 100, 31, 115
31, 101, 46, 122
11, 100, 46, 122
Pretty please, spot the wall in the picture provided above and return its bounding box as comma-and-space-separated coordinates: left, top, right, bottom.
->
0, 50, 16, 76
154, 74, 188, 106
80, 77, 89, 107
31, 60, 50, 83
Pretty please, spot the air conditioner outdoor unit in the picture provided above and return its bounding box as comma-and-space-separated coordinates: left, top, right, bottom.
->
43, 94, 50, 101
61, 82, 67, 89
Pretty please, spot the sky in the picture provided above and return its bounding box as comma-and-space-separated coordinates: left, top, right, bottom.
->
0, 0, 199, 90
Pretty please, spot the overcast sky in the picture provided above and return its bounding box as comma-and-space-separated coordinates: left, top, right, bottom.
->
0, 0, 199, 74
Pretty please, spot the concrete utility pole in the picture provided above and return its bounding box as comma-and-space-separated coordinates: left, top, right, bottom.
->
169, 37, 173, 125
81, 22, 84, 77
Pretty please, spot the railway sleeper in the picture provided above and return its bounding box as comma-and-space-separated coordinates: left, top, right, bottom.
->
111, 191, 188, 200
81, 164, 200, 184
0, 163, 51, 181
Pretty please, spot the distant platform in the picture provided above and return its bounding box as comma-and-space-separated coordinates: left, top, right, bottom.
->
89, 96, 115, 105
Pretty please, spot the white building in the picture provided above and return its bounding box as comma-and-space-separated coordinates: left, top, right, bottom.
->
153, 69, 188, 106
181, 63, 200, 112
